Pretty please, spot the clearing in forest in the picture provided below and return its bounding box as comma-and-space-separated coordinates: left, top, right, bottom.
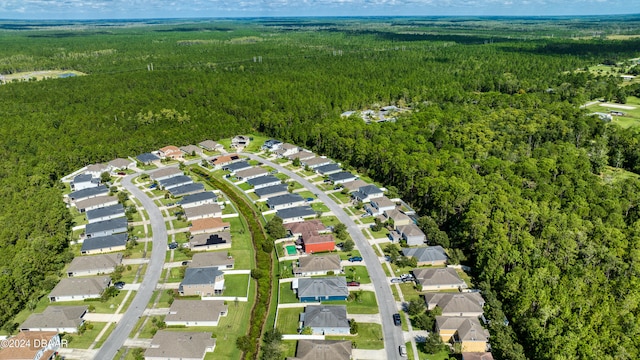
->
0, 70, 85, 84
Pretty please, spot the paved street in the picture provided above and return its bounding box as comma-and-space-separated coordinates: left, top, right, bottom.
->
242, 153, 404, 359
93, 174, 168, 360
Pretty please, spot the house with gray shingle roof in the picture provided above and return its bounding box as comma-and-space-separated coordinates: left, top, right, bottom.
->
223, 160, 252, 173
86, 204, 125, 224
149, 167, 183, 181
294, 277, 348, 302
189, 232, 232, 252
145, 330, 215, 360
159, 175, 193, 190
170, 183, 205, 197
85, 217, 128, 238
436, 316, 490, 353
351, 184, 384, 202
328, 171, 357, 184
288, 150, 316, 162
68, 185, 108, 203
199, 140, 223, 151
294, 255, 342, 277
75, 195, 119, 213
179, 191, 218, 208
301, 305, 349, 335
21, 306, 88, 333
254, 184, 289, 200
165, 300, 228, 327
316, 163, 343, 176
397, 224, 426, 246
136, 152, 160, 165
66, 253, 123, 277
184, 203, 222, 221
180, 144, 203, 156
413, 267, 467, 291
81, 233, 128, 255
190, 252, 234, 270
267, 193, 306, 210
425, 293, 485, 317
366, 196, 396, 215
179, 267, 224, 297
402, 246, 448, 266
287, 340, 352, 360
247, 175, 281, 189
235, 167, 269, 181
108, 158, 135, 170
277, 206, 317, 224
71, 173, 99, 191
48, 276, 111, 302
303, 157, 332, 169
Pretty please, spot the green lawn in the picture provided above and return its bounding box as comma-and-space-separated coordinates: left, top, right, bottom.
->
344, 266, 372, 284
311, 203, 330, 213
338, 250, 362, 261
281, 340, 298, 358
296, 190, 315, 199
238, 182, 253, 191
278, 260, 296, 278
64, 322, 107, 349
326, 323, 384, 350
399, 283, 422, 302
93, 322, 116, 348
320, 216, 342, 228
322, 291, 378, 314
119, 264, 141, 283
416, 346, 451, 360
331, 191, 352, 204
368, 226, 390, 239
223, 274, 250, 297
275, 307, 302, 334
279, 282, 299, 303
228, 217, 254, 270
138, 316, 166, 338
171, 218, 190, 230
288, 181, 304, 191
209, 293, 253, 359
275, 173, 290, 181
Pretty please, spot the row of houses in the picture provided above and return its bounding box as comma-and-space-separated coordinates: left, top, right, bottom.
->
135, 139, 225, 165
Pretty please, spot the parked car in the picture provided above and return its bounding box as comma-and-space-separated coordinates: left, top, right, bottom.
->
117, 172, 126, 176
393, 313, 402, 326
399, 345, 407, 357
348, 256, 363, 262
168, 242, 178, 250
347, 281, 360, 287
306, 197, 314, 202
114, 281, 125, 290
181, 261, 190, 266
390, 278, 403, 283
148, 183, 157, 189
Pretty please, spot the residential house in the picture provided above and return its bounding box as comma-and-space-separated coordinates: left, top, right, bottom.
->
424, 293, 485, 317
413, 268, 467, 291
235, 167, 268, 181
85, 217, 128, 238
149, 167, 183, 182
66, 253, 123, 277
341, 179, 369, 192
397, 224, 426, 246
158, 175, 193, 190
210, 153, 241, 169
189, 232, 232, 251
285, 220, 327, 237
81, 233, 128, 255
275, 143, 299, 157
190, 218, 231, 235
108, 158, 135, 170
254, 184, 289, 200
288, 150, 316, 162
85, 163, 110, 178
158, 145, 183, 160
294, 254, 341, 277
276, 206, 317, 224
224, 160, 252, 174
68, 185, 108, 203
303, 157, 332, 169
302, 233, 336, 254
351, 184, 384, 202
366, 196, 396, 216
0, 331, 61, 360
315, 163, 342, 175
48, 276, 111, 302
75, 195, 118, 213
165, 300, 228, 327
381, 209, 412, 228
301, 305, 349, 335
86, 204, 125, 224
145, 330, 215, 360
436, 316, 489, 353
137, 152, 160, 165
179, 192, 218, 208
462, 352, 494, 360
247, 175, 281, 190
267, 193, 306, 210
71, 174, 99, 191
179, 267, 224, 296
231, 135, 250, 149
190, 252, 234, 270
20, 306, 87, 333
199, 140, 223, 151
169, 183, 205, 197
262, 139, 283, 151
180, 144, 203, 156
402, 246, 448, 266
328, 171, 357, 184
294, 277, 348, 302
184, 203, 222, 221
286, 339, 352, 360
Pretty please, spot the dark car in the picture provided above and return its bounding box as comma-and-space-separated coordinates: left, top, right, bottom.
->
181, 261, 190, 266
148, 183, 157, 189
347, 281, 360, 287
168, 242, 178, 250
306, 197, 314, 202
114, 281, 125, 290
348, 256, 363, 262
393, 313, 401, 326
117, 172, 126, 176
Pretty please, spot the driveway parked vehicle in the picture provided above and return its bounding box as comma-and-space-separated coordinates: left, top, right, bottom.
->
348, 256, 363, 262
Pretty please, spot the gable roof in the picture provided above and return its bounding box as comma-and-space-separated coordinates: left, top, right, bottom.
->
85, 217, 128, 235
137, 152, 160, 163
49, 276, 111, 298
224, 160, 252, 172
328, 171, 356, 182
149, 167, 183, 180
288, 150, 316, 161
402, 246, 447, 263
190, 217, 230, 233
210, 153, 240, 165
67, 253, 123, 274
69, 185, 108, 200
456, 317, 489, 342
108, 158, 134, 169
0, 331, 59, 360
276, 206, 317, 220
425, 293, 485, 315
285, 220, 326, 235
190, 252, 235, 268
384, 209, 412, 223
184, 203, 222, 219
247, 175, 281, 187
73, 174, 93, 183
236, 167, 268, 179
303, 305, 349, 329
86, 163, 109, 173
358, 184, 383, 196
397, 224, 425, 237
21, 306, 87, 330
316, 163, 342, 174
190, 232, 231, 248
85, 204, 125, 222
159, 145, 181, 156
298, 277, 348, 299
159, 175, 193, 188
268, 193, 305, 207
169, 183, 205, 196
199, 140, 222, 150
254, 184, 289, 197
180, 144, 202, 155
180, 191, 217, 205
371, 196, 396, 208
181, 267, 223, 286
303, 157, 332, 167
81, 233, 128, 252
288, 340, 352, 360
341, 179, 369, 192
166, 300, 228, 323
303, 233, 335, 245
75, 195, 118, 211
145, 330, 215, 359
297, 255, 341, 274
413, 268, 465, 287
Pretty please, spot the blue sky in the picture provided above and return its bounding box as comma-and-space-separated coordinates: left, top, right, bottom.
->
0, 0, 638, 20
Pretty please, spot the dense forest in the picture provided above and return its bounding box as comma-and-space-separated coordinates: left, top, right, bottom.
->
2, 16, 640, 359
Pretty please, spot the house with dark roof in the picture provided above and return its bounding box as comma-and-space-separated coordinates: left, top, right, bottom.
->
303, 157, 332, 169
235, 167, 269, 181
436, 316, 490, 353
169, 183, 205, 197
68, 185, 108, 203
267, 193, 306, 210
21, 306, 87, 333
262, 139, 283, 151
66, 253, 123, 277
402, 246, 448, 266
294, 277, 348, 302
49, 276, 111, 302
351, 185, 384, 202
184, 203, 222, 221
0, 331, 60, 360
179, 267, 224, 296
75, 195, 119, 213
328, 171, 357, 184
223, 160, 252, 173
247, 175, 282, 190
71, 173, 99, 191
190, 252, 234, 270
301, 305, 349, 335
302, 233, 336, 254
315, 163, 342, 175
85, 217, 128, 238
190, 218, 231, 235
294, 255, 342, 277
86, 204, 125, 224
179, 192, 218, 208
165, 300, 228, 327
199, 140, 223, 151
145, 330, 216, 360
254, 184, 289, 200
158, 145, 183, 160
137, 152, 160, 165
276, 206, 317, 224
397, 224, 426, 246
286, 340, 352, 360
413, 268, 467, 291
159, 175, 193, 190
425, 293, 485, 317
149, 167, 183, 182
189, 232, 232, 251
81, 233, 128, 255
